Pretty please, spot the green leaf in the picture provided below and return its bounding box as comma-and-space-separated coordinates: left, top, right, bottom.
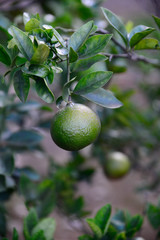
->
13, 70, 30, 102
69, 47, 78, 63
14, 167, 40, 181
32, 218, 56, 240
116, 232, 126, 240
68, 21, 94, 52
147, 203, 160, 229
45, 68, 54, 84
86, 219, 102, 238
71, 54, 107, 72
78, 235, 94, 240
0, 175, 6, 192
134, 38, 159, 50
126, 215, 143, 237
6, 130, 43, 147
35, 77, 55, 103
62, 77, 77, 102
95, 204, 111, 234
153, 15, 160, 29
15, 56, 27, 66
129, 25, 155, 48
23, 64, 49, 78
31, 230, 45, 240
43, 25, 65, 47
31, 44, 50, 64
74, 71, 112, 95
29, 29, 50, 42
101, 7, 128, 45
23, 208, 38, 240
0, 44, 11, 66
78, 34, 112, 58
12, 228, 19, 240
10, 26, 34, 60
0, 153, 14, 175
81, 88, 123, 109
25, 18, 40, 32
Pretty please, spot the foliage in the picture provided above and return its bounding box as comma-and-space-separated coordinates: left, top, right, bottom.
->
0, 1, 160, 239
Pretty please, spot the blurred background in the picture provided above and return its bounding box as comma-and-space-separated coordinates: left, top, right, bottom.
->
0, 0, 160, 240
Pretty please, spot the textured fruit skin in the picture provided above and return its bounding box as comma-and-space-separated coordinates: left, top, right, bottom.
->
50, 103, 101, 151
104, 152, 130, 179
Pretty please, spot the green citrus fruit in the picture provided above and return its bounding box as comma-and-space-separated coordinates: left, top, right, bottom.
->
50, 103, 101, 151
104, 152, 130, 179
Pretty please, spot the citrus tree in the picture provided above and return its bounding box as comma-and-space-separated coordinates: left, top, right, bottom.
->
0, 1, 160, 239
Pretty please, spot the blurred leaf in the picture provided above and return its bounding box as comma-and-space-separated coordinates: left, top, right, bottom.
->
81, 88, 123, 109
129, 25, 155, 48
147, 203, 160, 229
153, 15, 160, 29
31, 230, 45, 240
101, 7, 128, 45
111, 210, 126, 232
6, 130, 43, 147
78, 235, 94, 240
31, 44, 50, 64
10, 26, 34, 60
71, 54, 107, 72
23, 64, 49, 78
25, 19, 40, 32
116, 232, 126, 240
74, 71, 112, 94
95, 204, 111, 234
68, 21, 94, 52
13, 70, 30, 102
126, 215, 143, 237
0, 44, 11, 66
51, 65, 63, 73
29, 29, 50, 42
12, 228, 19, 240
32, 218, 56, 240
134, 38, 159, 50
23, 208, 38, 240
69, 47, 78, 63
14, 167, 40, 181
45, 67, 54, 84
105, 225, 118, 239
86, 219, 102, 238
0, 175, 6, 192
78, 34, 112, 58
0, 204, 6, 236
16, 56, 27, 66
19, 175, 37, 201
35, 77, 55, 103
0, 153, 14, 175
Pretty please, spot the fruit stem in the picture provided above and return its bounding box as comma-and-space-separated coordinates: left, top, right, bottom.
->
67, 54, 71, 102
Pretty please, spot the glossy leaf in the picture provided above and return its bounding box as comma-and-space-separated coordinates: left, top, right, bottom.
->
10, 26, 34, 60
43, 25, 65, 47
23, 64, 49, 78
25, 18, 40, 32
147, 203, 160, 229
0, 153, 14, 175
95, 204, 111, 234
86, 219, 102, 238
15, 56, 27, 66
101, 7, 128, 45
35, 77, 55, 103
13, 70, 30, 102
129, 25, 155, 48
153, 15, 160, 29
69, 47, 78, 63
134, 38, 159, 50
29, 29, 50, 42
74, 71, 112, 94
81, 88, 123, 109
71, 54, 107, 72
32, 218, 56, 240
78, 34, 112, 58
68, 21, 94, 52
6, 130, 43, 147
31, 44, 50, 64
0, 44, 11, 66
62, 77, 77, 101
45, 68, 54, 84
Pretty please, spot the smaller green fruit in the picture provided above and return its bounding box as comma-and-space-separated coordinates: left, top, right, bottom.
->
104, 152, 130, 179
